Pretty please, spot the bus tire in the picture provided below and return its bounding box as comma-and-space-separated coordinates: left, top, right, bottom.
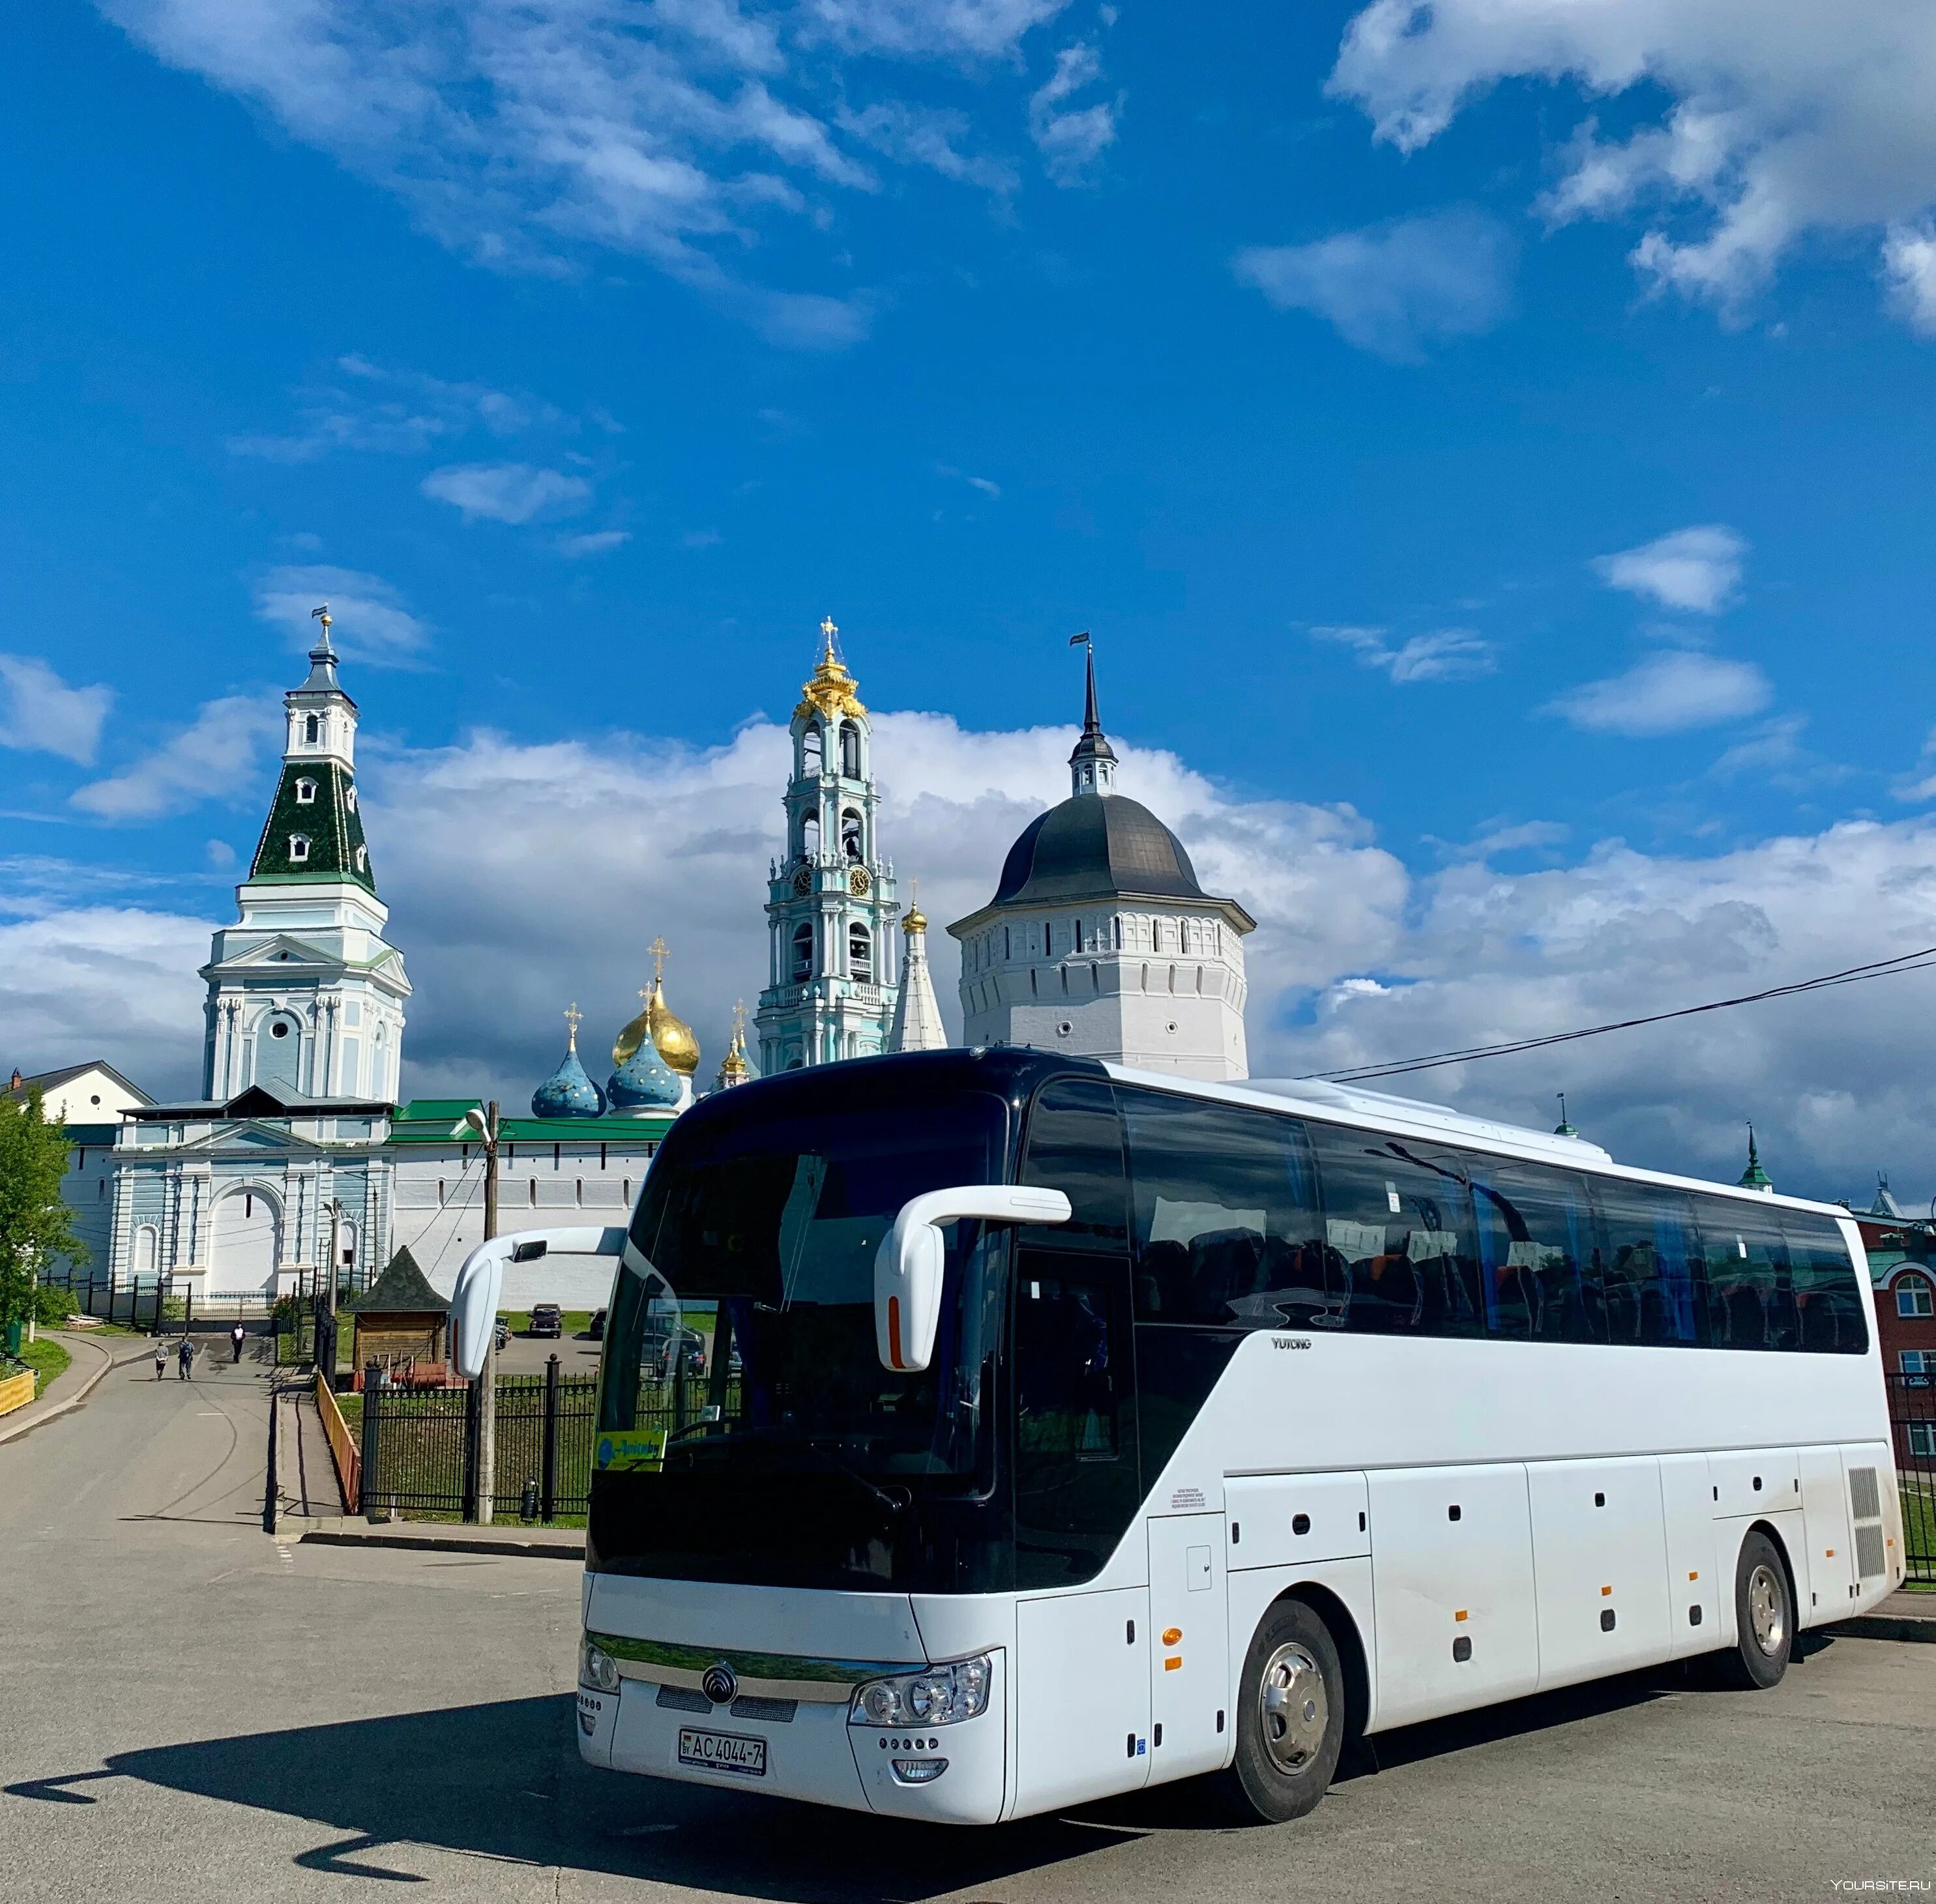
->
1715, 1530, 1793, 1690
1222, 1597, 1346, 1823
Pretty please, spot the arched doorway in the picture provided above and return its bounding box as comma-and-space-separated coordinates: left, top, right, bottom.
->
211, 1186, 281, 1295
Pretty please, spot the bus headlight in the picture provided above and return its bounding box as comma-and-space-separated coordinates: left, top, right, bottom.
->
580, 1638, 621, 1694
849, 1656, 991, 1728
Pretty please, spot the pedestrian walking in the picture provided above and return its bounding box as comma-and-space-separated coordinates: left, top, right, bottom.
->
230, 1321, 246, 1365
153, 1340, 167, 1381
177, 1335, 194, 1381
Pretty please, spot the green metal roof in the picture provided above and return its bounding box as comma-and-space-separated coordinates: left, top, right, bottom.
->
250, 759, 375, 892
383, 1098, 674, 1145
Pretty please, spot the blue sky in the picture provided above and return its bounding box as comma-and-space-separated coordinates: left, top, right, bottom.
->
8, 1, 1936, 1203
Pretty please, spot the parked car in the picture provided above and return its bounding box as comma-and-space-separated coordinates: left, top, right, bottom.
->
587, 1308, 607, 1341
529, 1302, 563, 1339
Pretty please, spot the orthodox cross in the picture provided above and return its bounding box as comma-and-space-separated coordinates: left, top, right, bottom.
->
648, 935, 669, 986
820, 614, 838, 655
564, 1002, 582, 1051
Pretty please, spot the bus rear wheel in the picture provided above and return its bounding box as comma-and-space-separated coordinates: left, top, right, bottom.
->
1715, 1531, 1793, 1690
1222, 1598, 1345, 1823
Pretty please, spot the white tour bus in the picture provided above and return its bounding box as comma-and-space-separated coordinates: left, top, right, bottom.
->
450, 1049, 1905, 1825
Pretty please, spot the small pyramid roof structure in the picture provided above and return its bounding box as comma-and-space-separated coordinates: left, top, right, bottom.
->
345, 1245, 448, 1315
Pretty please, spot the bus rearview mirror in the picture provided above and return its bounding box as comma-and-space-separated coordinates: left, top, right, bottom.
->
873, 1186, 1073, 1373
450, 1225, 629, 1378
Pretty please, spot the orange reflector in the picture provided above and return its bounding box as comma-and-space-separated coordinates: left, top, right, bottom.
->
1826, 1548, 1835, 1558
1688, 1571, 1699, 1581
1161, 1627, 1182, 1646
1454, 1609, 1468, 1622
1164, 1657, 1182, 1671
1601, 1585, 1613, 1596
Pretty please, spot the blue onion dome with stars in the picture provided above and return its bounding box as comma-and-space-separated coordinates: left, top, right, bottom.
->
607, 980, 682, 1113
531, 1004, 606, 1119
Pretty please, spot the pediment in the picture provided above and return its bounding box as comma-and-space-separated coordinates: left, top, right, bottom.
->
175, 1118, 304, 1153
210, 933, 336, 972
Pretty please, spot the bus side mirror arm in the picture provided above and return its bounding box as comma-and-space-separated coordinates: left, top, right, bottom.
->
450, 1225, 628, 1379
873, 1187, 1072, 1373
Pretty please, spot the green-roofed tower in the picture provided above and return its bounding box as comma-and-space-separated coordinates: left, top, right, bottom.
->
199, 607, 411, 1104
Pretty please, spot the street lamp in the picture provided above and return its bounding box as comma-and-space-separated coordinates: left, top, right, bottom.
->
461, 1100, 502, 1524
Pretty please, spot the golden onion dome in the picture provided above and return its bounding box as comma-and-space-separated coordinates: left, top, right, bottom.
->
903, 900, 927, 934
794, 615, 866, 722
647, 977, 699, 1076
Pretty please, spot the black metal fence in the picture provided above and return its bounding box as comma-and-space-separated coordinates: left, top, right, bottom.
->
44, 1271, 187, 1332
1888, 1372, 1935, 1584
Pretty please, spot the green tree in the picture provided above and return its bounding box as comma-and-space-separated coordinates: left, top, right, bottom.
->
0, 1088, 87, 1328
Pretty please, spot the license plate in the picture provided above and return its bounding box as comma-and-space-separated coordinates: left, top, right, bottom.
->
677, 1728, 767, 1777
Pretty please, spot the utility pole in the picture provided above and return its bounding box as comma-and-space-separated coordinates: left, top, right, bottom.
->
462, 1100, 501, 1524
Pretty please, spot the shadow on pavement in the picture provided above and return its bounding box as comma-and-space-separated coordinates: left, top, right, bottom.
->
3, 1695, 1138, 1896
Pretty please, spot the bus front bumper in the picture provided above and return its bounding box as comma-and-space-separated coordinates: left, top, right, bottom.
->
578, 1652, 1008, 1824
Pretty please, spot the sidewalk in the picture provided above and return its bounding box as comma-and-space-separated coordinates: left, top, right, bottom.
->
1831, 1587, 1936, 1645
295, 1516, 585, 1560
0, 1330, 156, 1448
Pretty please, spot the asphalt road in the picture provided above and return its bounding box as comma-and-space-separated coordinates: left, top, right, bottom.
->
3, 1361, 1931, 1903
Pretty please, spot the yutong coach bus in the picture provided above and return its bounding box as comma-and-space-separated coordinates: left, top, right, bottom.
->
450, 1048, 1904, 1825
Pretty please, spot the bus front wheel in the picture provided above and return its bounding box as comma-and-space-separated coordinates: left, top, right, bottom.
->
1715, 1530, 1794, 1690
1222, 1598, 1346, 1823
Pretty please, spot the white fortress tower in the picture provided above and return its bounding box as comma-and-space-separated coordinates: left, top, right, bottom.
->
199, 610, 411, 1104
947, 642, 1254, 1080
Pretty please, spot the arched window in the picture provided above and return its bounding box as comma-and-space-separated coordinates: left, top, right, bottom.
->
134, 1224, 158, 1272
800, 812, 820, 860
295, 778, 317, 805
1074, 919, 1085, 953
840, 721, 861, 778
842, 810, 863, 860
345, 786, 358, 812
849, 923, 872, 982
791, 922, 814, 982
304, 714, 319, 744
801, 725, 823, 775
1901, 1273, 1935, 1319
338, 1219, 358, 1268
288, 834, 310, 863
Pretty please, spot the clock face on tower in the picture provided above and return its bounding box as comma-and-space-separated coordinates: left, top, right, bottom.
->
849, 866, 871, 896
793, 868, 812, 897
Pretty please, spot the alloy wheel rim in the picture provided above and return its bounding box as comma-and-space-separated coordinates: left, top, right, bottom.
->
1747, 1562, 1787, 1655
1257, 1641, 1328, 1774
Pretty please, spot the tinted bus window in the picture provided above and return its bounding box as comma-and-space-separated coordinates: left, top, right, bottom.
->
1119, 1089, 1328, 1329
1018, 1075, 1130, 1253
1308, 1125, 1483, 1338
1594, 1180, 1707, 1346
1695, 1197, 1795, 1351
1463, 1158, 1603, 1343
1782, 1211, 1870, 1354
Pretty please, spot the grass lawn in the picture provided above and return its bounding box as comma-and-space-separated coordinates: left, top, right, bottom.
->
20, 1337, 72, 1396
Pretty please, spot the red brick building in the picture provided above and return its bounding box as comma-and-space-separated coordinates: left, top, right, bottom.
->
1849, 1180, 1935, 1473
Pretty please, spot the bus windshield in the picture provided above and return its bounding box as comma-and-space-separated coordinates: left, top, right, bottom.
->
598, 1089, 1008, 1483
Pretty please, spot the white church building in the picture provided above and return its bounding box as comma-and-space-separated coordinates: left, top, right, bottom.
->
948, 645, 1255, 1079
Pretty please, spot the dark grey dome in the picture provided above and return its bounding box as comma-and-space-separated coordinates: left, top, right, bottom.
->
991, 794, 1205, 907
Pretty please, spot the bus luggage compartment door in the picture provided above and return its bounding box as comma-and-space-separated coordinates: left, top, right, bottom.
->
1147, 1512, 1228, 1783
1015, 1586, 1151, 1814
1367, 1463, 1538, 1731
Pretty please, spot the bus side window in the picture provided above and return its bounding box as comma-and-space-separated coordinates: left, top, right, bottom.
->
1692, 1195, 1795, 1351
1306, 1126, 1483, 1340
1464, 1162, 1602, 1343
1019, 1076, 1130, 1253
1597, 1182, 1709, 1347
1780, 1211, 1869, 1355
1118, 1090, 1328, 1330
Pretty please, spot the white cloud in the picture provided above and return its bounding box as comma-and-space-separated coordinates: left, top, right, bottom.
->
98, 0, 1066, 341
559, 529, 631, 557
254, 565, 431, 664
840, 100, 1018, 192
0, 656, 115, 765
421, 463, 593, 525
1883, 220, 1936, 336
1328, 0, 1936, 325
1313, 624, 1496, 684
1234, 208, 1516, 362
937, 463, 1003, 499
1028, 42, 1119, 186
70, 697, 280, 822
1545, 651, 1772, 737
1592, 524, 1746, 615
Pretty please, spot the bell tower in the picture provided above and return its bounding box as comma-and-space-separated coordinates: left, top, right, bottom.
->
755, 619, 900, 1070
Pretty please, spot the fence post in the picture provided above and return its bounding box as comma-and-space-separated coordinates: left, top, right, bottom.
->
360, 1368, 383, 1523
264, 1387, 279, 1534
183, 1280, 194, 1340
463, 1370, 482, 1524
541, 1355, 560, 1523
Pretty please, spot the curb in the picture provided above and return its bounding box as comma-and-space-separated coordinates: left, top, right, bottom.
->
300, 1526, 586, 1560
1827, 1612, 1936, 1645
0, 1336, 156, 1448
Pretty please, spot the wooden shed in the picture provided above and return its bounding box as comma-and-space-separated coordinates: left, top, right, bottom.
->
345, 1247, 450, 1386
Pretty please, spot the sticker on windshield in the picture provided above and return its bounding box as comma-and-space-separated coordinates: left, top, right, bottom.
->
596, 1429, 667, 1472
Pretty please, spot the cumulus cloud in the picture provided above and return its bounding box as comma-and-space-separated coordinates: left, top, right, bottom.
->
558, 529, 631, 557
1592, 524, 1746, 615
1883, 220, 1936, 336
0, 655, 115, 765
98, 0, 1064, 340
1328, 0, 1936, 325
422, 462, 593, 525
1313, 624, 1496, 684
254, 565, 431, 664
69, 697, 280, 822
840, 100, 1018, 192
1027, 42, 1119, 186
1234, 208, 1516, 362
1544, 651, 1772, 738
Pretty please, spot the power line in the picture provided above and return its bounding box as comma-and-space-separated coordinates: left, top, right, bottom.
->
1311, 942, 1936, 1085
